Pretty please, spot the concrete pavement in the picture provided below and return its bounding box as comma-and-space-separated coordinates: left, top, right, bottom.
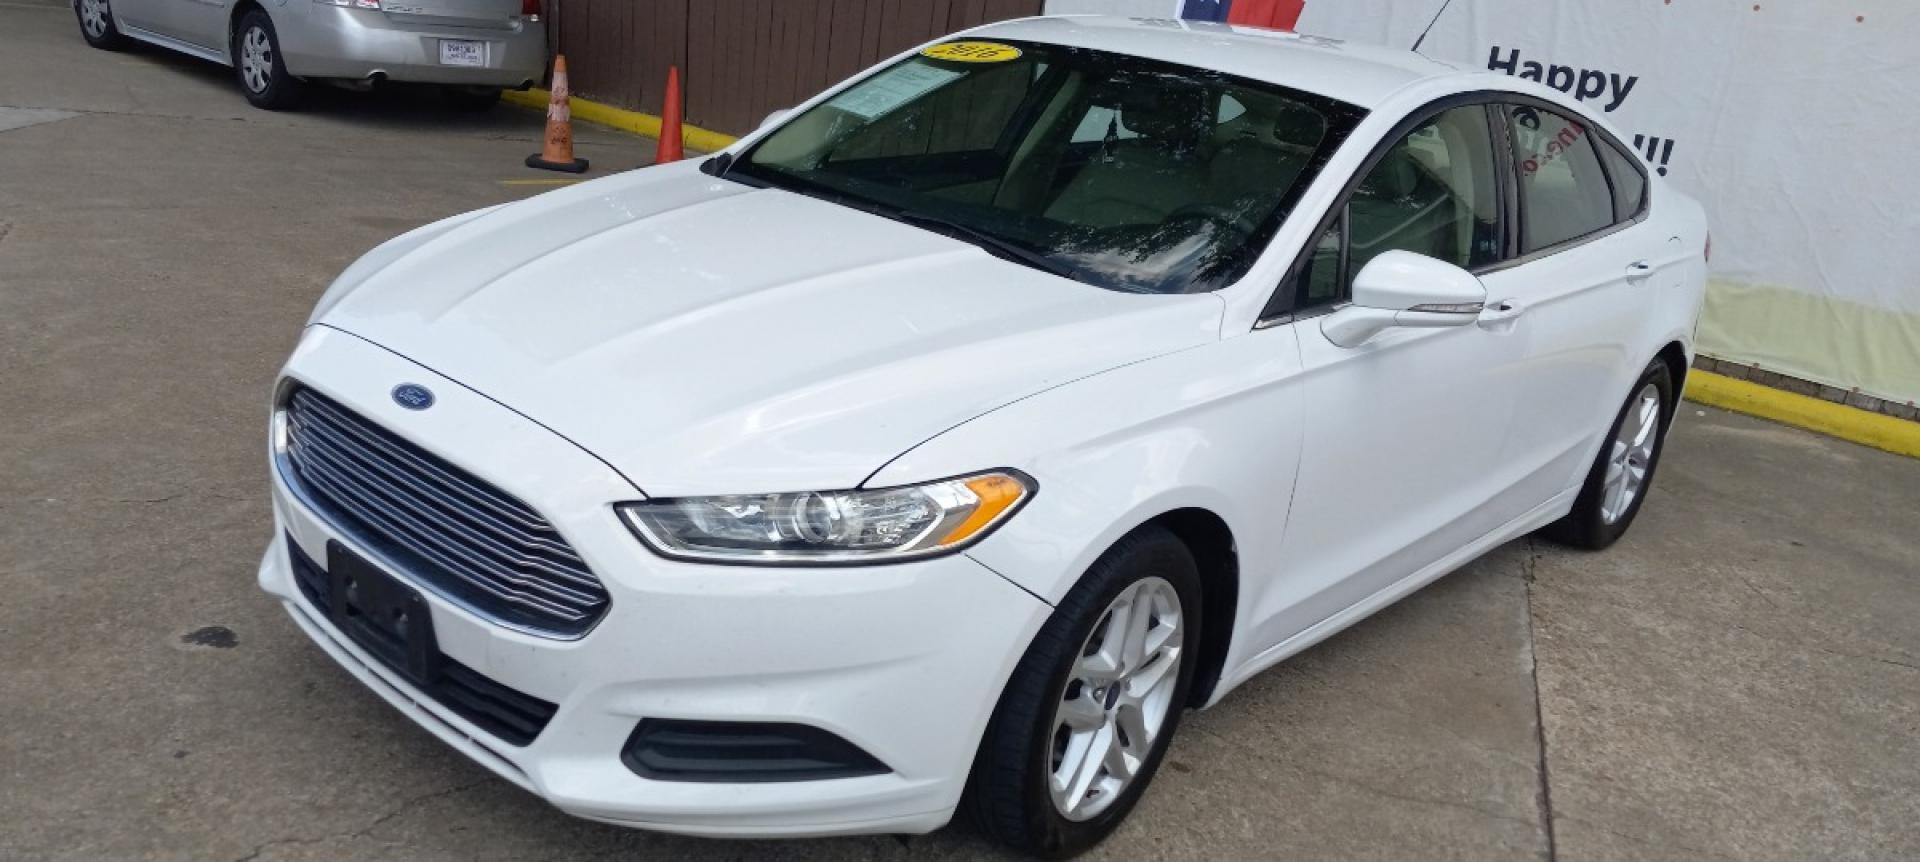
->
2, 3, 1916, 859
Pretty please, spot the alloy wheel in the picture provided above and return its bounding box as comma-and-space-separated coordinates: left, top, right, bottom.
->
239, 26, 273, 93
1047, 576, 1184, 821
79, 0, 108, 38
1600, 382, 1662, 524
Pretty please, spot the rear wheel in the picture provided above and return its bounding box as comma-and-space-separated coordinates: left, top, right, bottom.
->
967, 526, 1200, 858
76, 0, 130, 50
1542, 359, 1674, 549
233, 11, 303, 110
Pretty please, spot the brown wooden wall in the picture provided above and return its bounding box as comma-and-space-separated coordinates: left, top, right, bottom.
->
549, 0, 1046, 136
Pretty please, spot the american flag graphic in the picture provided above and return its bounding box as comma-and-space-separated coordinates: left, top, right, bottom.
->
1178, 0, 1306, 30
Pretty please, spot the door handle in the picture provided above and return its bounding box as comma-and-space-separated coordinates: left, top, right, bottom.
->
1478, 299, 1525, 331
1624, 260, 1655, 283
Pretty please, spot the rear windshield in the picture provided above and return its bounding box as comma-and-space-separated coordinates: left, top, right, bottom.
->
727, 41, 1365, 294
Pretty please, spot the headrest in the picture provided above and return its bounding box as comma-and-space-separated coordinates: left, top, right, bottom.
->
1114, 85, 1210, 149
1368, 148, 1421, 199
1270, 101, 1327, 149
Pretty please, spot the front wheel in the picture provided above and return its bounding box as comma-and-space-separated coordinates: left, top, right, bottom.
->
76, 0, 130, 50
233, 11, 303, 110
1541, 358, 1675, 549
967, 526, 1201, 858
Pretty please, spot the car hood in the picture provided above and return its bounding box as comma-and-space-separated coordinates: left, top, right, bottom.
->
317, 162, 1224, 497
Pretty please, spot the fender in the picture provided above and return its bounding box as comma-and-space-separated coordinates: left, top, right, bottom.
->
868, 321, 1309, 682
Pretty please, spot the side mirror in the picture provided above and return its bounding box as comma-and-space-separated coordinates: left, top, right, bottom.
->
759, 108, 791, 131
1321, 250, 1487, 348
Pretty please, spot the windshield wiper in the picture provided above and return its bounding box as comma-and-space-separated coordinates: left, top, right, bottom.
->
878, 208, 1082, 283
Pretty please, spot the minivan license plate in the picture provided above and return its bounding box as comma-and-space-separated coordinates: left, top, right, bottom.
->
439, 40, 484, 67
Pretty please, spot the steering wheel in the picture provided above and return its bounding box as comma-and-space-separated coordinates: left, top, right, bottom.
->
1165, 203, 1262, 236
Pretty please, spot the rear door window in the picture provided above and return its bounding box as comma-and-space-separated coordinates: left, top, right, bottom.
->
1506, 105, 1615, 253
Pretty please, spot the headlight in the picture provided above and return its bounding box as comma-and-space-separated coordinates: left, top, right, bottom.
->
616, 471, 1032, 565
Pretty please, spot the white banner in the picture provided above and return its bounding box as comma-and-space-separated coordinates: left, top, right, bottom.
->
1045, 1, 1920, 404
1290, 0, 1920, 403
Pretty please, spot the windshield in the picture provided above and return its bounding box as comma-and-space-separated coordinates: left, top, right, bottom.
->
727, 40, 1365, 294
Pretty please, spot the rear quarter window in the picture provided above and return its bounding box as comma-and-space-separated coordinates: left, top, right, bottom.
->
1596, 137, 1648, 220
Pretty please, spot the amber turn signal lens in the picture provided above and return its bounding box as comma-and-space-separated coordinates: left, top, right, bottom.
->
934, 473, 1030, 547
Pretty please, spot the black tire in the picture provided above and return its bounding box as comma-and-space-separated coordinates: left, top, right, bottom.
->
1541, 358, 1675, 550
75, 0, 131, 50
966, 526, 1202, 858
232, 11, 304, 110
440, 85, 504, 111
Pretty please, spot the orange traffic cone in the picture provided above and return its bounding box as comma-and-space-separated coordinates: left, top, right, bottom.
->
653, 65, 684, 164
526, 55, 588, 173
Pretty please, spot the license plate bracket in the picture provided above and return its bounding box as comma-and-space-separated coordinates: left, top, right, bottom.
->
438, 39, 485, 67
327, 541, 440, 687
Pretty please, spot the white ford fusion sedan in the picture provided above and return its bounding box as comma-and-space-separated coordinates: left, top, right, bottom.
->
259, 15, 1707, 857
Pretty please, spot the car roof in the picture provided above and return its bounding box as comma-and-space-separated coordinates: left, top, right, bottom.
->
968, 15, 1467, 109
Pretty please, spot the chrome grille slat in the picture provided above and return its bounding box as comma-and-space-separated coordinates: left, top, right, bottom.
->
286, 438, 592, 619
293, 394, 560, 535
286, 419, 592, 573
280, 387, 609, 636
286, 442, 603, 610
290, 408, 581, 559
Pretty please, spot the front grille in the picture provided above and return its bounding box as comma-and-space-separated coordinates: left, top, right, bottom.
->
279, 386, 609, 637
289, 539, 559, 746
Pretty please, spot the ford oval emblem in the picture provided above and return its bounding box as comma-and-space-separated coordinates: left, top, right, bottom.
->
391, 383, 435, 411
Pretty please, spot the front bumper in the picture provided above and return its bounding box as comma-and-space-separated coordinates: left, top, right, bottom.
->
276, 7, 544, 87
260, 328, 1052, 837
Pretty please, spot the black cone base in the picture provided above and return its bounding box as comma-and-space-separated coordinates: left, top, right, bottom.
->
526, 154, 589, 173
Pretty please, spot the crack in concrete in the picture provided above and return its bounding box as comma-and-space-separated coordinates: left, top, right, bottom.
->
1814, 644, 1919, 673
1521, 536, 1559, 862
1729, 568, 1785, 612
232, 778, 490, 862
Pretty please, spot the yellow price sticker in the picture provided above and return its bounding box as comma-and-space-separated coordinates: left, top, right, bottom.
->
921, 41, 1023, 63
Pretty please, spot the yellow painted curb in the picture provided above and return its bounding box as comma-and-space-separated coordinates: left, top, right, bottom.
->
1684, 369, 1920, 458
502, 89, 738, 155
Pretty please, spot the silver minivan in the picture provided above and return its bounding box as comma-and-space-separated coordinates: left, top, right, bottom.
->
73, 0, 546, 110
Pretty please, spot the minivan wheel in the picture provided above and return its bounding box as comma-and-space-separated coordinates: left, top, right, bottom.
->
233, 11, 303, 110
76, 0, 130, 50
967, 526, 1201, 858
1541, 359, 1674, 550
